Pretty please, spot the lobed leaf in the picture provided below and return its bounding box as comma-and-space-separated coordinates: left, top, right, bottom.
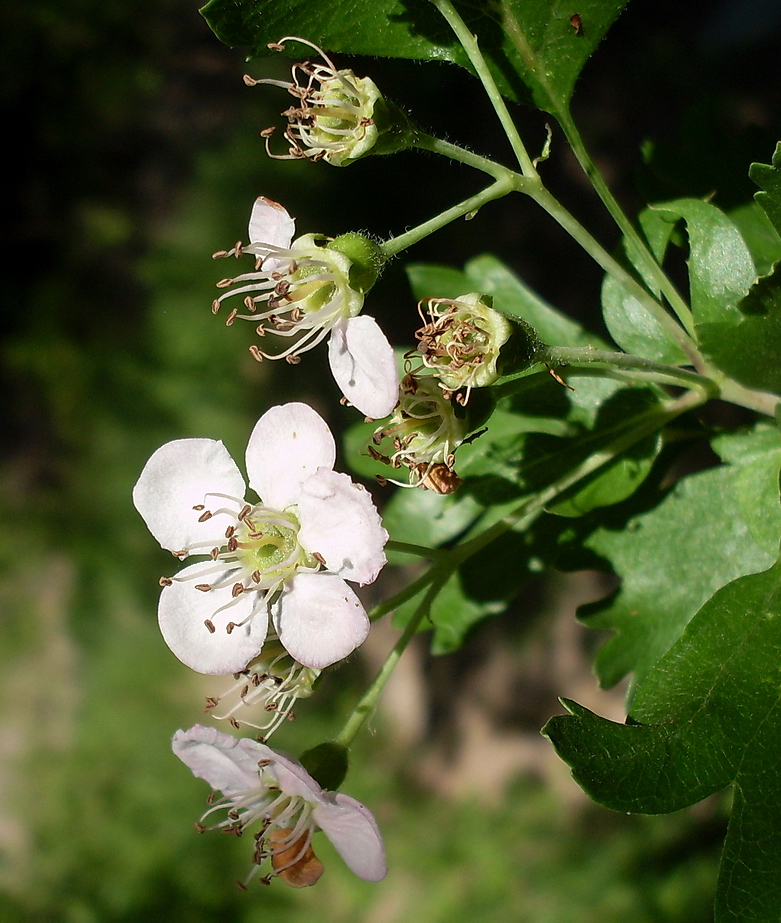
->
749, 141, 781, 238
580, 424, 781, 689
544, 557, 781, 922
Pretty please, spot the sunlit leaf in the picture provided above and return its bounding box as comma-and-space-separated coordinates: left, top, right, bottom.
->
544, 557, 781, 922
579, 425, 781, 689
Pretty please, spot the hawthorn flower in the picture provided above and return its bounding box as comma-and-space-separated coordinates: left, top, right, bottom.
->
212, 196, 398, 419
132, 402, 388, 674
247, 36, 414, 166
204, 641, 320, 741
173, 725, 387, 887
370, 371, 468, 493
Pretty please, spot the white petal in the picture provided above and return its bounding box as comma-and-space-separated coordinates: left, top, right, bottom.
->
327, 316, 399, 419
133, 438, 245, 553
172, 725, 263, 795
248, 196, 295, 249
298, 470, 387, 585
264, 751, 325, 801
271, 573, 369, 669
313, 793, 387, 881
245, 403, 336, 511
158, 561, 268, 674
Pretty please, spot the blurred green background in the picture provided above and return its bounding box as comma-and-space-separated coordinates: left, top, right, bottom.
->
3, 0, 781, 919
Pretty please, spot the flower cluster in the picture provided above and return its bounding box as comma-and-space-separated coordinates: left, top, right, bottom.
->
133, 39, 543, 893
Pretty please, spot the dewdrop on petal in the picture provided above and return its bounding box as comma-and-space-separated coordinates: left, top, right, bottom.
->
248, 36, 415, 166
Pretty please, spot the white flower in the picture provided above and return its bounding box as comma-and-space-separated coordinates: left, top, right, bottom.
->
247, 36, 384, 167
204, 641, 320, 741
133, 402, 388, 674
211, 197, 399, 419
173, 725, 387, 887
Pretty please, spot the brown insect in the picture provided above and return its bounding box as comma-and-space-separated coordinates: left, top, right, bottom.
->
570, 13, 582, 34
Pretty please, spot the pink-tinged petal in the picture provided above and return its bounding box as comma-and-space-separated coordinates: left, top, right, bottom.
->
245, 403, 336, 510
264, 752, 325, 801
248, 196, 295, 249
270, 573, 369, 669
172, 725, 263, 795
298, 470, 387, 585
313, 793, 387, 881
133, 438, 245, 553
328, 315, 399, 419
158, 562, 267, 674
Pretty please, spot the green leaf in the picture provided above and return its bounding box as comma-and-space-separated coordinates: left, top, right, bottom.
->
601, 208, 688, 363
580, 426, 781, 689
749, 141, 781, 237
382, 486, 483, 564
697, 262, 781, 394
407, 263, 476, 302
393, 569, 507, 654
728, 201, 781, 277
200, 0, 629, 111
544, 557, 781, 922
653, 198, 756, 326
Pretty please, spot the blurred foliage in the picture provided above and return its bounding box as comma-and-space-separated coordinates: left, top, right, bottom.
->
2, 0, 780, 919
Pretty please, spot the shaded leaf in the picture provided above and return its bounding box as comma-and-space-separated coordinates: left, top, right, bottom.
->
580, 427, 781, 689
749, 141, 781, 237
200, 0, 629, 111
697, 264, 781, 394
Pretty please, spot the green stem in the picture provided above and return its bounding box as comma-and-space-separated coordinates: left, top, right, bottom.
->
386, 540, 446, 559
716, 375, 780, 418
458, 388, 705, 557
545, 346, 718, 397
429, 0, 540, 177
413, 133, 512, 181
334, 577, 445, 747
381, 175, 516, 257
336, 388, 706, 747
555, 109, 695, 337
529, 185, 698, 359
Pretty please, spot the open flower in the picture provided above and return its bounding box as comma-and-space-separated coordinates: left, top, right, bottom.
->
133, 402, 388, 674
204, 641, 320, 741
370, 371, 467, 493
246, 36, 414, 167
173, 725, 387, 887
211, 197, 398, 419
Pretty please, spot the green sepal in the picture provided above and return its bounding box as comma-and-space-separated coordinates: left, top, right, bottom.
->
297, 741, 349, 791
328, 233, 385, 293
369, 98, 418, 157
496, 315, 546, 378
